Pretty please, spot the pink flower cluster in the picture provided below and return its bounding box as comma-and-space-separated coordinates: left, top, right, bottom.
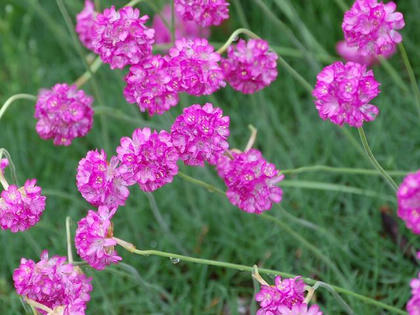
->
168, 38, 226, 96
76, 0, 97, 50
221, 39, 278, 94
0, 179, 46, 232
76, 150, 129, 209
117, 128, 179, 192
0, 158, 8, 172
313, 61, 380, 127
408, 273, 420, 315
13, 251, 92, 314
152, 4, 210, 44
34, 83, 94, 146
255, 276, 319, 314
175, 0, 229, 27
336, 40, 378, 66
397, 170, 420, 234
217, 149, 284, 214
342, 0, 405, 57
92, 6, 155, 69
75, 206, 121, 270
124, 55, 179, 116
171, 103, 230, 166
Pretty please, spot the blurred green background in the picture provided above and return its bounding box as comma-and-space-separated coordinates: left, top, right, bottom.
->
1, 0, 419, 313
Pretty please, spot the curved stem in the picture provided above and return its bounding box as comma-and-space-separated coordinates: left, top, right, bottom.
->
399, 43, 420, 118
358, 127, 398, 192
177, 171, 225, 195
216, 28, 260, 54
74, 57, 103, 88
281, 164, 409, 176
0, 94, 36, 122
114, 238, 406, 314
277, 54, 313, 93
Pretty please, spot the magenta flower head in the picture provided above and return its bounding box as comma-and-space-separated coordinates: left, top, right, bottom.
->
342, 0, 405, 57
408, 273, 420, 315
117, 128, 179, 192
0, 158, 8, 172
312, 61, 380, 127
0, 179, 46, 232
255, 276, 306, 313
175, 0, 229, 27
168, 38, 226, 96
217, 149, 284, 214
336, 40, 379, 66
13, 250, 92, 314
397, 170, 420, 234
75, 206, 121, 270
34, 83, 94, 146
277, 304, 323, 315
171, 103, 230, 166
93, 6, 155, 69
221, 39, 278, 94
124, 55, 179, 116
152, 4, 210, 45
76, 149, 129, 209
76, 0, 97, 51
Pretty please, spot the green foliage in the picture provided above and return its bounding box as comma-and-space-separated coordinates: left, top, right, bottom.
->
0, 0, 419, 313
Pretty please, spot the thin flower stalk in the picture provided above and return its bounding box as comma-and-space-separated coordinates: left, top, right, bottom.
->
0, 94, 37, 122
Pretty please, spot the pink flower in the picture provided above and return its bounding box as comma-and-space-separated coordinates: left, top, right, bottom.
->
116, 128, 179, 192
0, 158, 8, 173
76, 149, 129, 209
171, 103, 230, 166
336, 40, 378, 66
221, 39, 278, 94
168, 38, 225, 96
152, 4, 210, 45
217, 149, 284, 214
124, 55, 179, 116
0, 179, 46, 232
34, 83, 94, 146
75, 206, 121, 270
92, 6, 155, 69
312, 61, 380, 127
255, 276, 306, 314
277, 304, 323, 315
13, 251, 92, 314
76, 0, 97, 51
175, 0, 229, 27
408, 273, 420, 315
342, 0, 405, 57
397, 170, 420, 234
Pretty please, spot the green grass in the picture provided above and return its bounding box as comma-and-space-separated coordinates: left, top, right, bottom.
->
1, 0, 420, 313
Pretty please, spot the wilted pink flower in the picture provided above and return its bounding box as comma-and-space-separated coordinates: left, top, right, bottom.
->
342, 0, 405, 57
312, 61, 380, 127
93, 6, 155, 69
171, 103, 230, 166
277, 304, 323, 315
336, 40, 378, 66
255, 276, 306, 314
75, 206, 121, 270
0, 179, 46, 232
13, 250, 92, 314
221, 39, 278, 94
0, 158, 8, 173
117, 128, 179, 192
76, 149, 129, 209
217, 149, 284, 214
152, 4, 210, 45
175, 0, 229, 27
168, 38, 225, 96
34, 83, 94, 146
397, 170, 420, 234
76, 0, 97, 51
124, 55, 179, 116
408, 273, 420, 315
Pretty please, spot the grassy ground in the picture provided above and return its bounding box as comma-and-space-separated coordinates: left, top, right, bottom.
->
1, 0, 419, 314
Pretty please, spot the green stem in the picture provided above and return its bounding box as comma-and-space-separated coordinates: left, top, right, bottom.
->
277, 54, 313, 93
378, 57, 409, 94
114, 238, 406, 314
216, 28, 260, 54
399, 43, 420, 118
281, 165, 409, 177
74, 57, 103, 88
358, 127, 398, 192
0, 94, 37, 122
177, 171, 225, 194
66, 217, 73, 264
